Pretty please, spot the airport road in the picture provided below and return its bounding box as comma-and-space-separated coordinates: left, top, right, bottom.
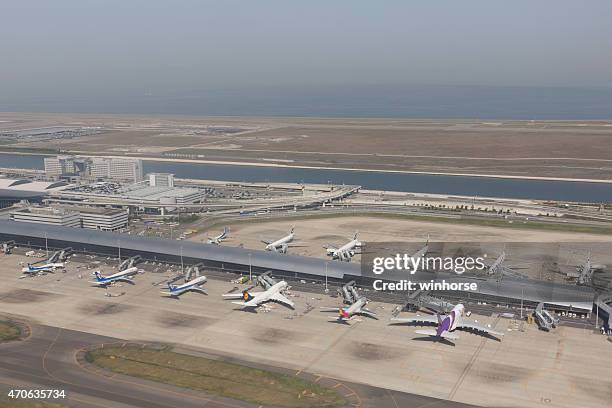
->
0, 323, 257, 408
1, 253, 611, 408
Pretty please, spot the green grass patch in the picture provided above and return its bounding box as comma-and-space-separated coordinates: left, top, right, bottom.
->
0, 320, 21, 343
86, 345, 345, 408
0, 147, 58, 154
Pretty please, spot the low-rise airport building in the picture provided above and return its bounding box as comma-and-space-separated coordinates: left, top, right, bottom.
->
9, 206, 129, 231
0, 219, 597, 314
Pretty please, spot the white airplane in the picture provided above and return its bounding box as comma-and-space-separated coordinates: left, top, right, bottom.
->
160, 276, 207, 297
261, 227, 295, 254
207, 227, 229, 245
324, 232, 362, 262
566, 251, 607, 285
90, 267, 140, 286
321, 296, 376, 322
21, 262, 64, 275
390, 303, 504, 341
223, 279, 294, 309
484, 251, 528, 280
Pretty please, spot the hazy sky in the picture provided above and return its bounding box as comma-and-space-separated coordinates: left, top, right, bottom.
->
2, 0, 612, 112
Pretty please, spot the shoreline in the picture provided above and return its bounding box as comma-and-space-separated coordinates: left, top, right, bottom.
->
1, 149, 612, 184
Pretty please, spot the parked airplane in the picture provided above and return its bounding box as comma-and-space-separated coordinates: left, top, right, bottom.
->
321, 281, 376, 322
483, 251, 528, 280
90, 266, 140, 286
21, 262, 64, 275
390, 303, 504, 341
207, 227, 229, 245
223, 273, 294, 308
160, 276, 207, 297
566, 251, 607, 285
324, 232, 362, 262
261, 227, 296, 254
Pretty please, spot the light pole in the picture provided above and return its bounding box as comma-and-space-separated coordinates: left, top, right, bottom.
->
324, 262, 329, 293
520, 286, 524, 320
180, 246, 184, 276
248, 253, 252, 282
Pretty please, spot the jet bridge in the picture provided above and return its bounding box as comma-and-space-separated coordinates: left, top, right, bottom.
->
118, 255, 141, 271
257, 271, 277, 290
533, 302, 559, 331
594, 293, 612, 331
184, 262, 205, 281
404, 289, 454, 313
1, 240, 15, 255
338, 280, 358, 304
47, 247, 72, 263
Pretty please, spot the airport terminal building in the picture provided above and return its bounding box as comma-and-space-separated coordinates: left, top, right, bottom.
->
0, 220, 596, 313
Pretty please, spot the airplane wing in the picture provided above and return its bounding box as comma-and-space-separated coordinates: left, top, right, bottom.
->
358, 308, 378, 319
390, 315, 439, 325
261, 239, 272, 245
320, 307, 341, 312
189, 287, 208, 295
457, 321, 505, 337
270, 292, 295, 308
323, 244, 338, 250
222, 291, 263, 299
231, 300, 257, 307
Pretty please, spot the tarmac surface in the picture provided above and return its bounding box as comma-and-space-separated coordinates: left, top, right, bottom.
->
0, 322, 476, 408
0, 252, 611, 408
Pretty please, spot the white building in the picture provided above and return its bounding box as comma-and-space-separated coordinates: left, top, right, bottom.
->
78, 207, 129, 231
44, 155, 143, 182
148, 173, 174, 188
10, 207, 81, 227
90, 157, 143, 182
9, 205, 129, 231
44, 155, 77, 177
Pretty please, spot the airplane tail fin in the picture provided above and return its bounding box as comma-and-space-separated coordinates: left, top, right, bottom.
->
289, 226, 295, 234
353, 231, 358, 240
93, 271, 104, 281
339, 307, 350, 320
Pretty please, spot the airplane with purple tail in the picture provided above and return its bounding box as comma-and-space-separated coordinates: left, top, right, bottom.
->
390, 303, 504, 341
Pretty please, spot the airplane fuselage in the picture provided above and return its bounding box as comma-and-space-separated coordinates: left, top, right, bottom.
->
340, 296, 367, 318
21, 262, 64, 274
92, 267, 138, 285
266, 233, 294, 251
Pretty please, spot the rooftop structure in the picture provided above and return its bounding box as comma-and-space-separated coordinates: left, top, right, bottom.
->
53, 179, 205, 211
0, 177, 71, 207
9, 206, 81, 228
148, 173, 174, 188
9, 205, 129, 231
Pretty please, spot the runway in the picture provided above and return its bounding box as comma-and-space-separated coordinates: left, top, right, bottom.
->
0, 321, 476, 408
